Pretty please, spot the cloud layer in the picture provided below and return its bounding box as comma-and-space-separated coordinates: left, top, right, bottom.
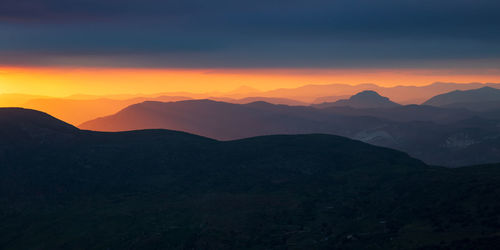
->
1, 0, 500, 68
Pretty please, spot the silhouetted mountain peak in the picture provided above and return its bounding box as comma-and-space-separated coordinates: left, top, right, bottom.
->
244, 100, 278, 108
314, 90, 400, 108
350, 90, 387, 101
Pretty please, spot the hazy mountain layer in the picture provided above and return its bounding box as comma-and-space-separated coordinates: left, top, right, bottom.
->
423, 87, 500, 111
313, 90, 400, 108
80, 100, 500, 166
3, 82, 500, 125
22, 96, 192, 125
258, 82, 500, 103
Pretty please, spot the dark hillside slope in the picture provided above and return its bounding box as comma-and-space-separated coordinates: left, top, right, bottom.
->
2, 108, 500, 249
0, 107, 77, 135
0, 108, 78, 148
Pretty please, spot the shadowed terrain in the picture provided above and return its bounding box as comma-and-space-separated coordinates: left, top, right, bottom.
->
2, 108, 500, 249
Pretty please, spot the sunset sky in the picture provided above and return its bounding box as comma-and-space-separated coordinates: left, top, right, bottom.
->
1, 0, 500, 96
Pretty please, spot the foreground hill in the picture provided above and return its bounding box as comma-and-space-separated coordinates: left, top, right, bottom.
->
423, 87, 500, 111
313, 91, 400, 109
3, 108, 500, 249
80, 100, 500, 166
0, 108, 78, 147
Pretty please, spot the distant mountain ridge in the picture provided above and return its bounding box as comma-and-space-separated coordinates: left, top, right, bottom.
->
313, 90, 400, 108
80, 99, 500, 166
6, 95, 305, 125
22, 95, 192, 125
212, 96, 308, 106
423, 87, 500, 111
253, 82, 500, 103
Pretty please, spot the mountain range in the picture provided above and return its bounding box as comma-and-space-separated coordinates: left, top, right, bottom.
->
2, 95, 306, 125
3, 86, 500, 167
423, 87, 500, 111
255, 82, 500, 103
22, 96, 192, 125
3, 108, 500, 249
3, 82, 500, 125
80, 94, 500, 167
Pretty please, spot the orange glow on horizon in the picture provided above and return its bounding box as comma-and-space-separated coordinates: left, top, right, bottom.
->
1, 66, 500, 97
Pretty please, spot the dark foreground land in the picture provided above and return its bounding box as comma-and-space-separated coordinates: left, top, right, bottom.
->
1, 108, 500, 249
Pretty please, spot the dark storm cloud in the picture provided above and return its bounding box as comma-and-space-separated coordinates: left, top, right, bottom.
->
1, 0, 500, 67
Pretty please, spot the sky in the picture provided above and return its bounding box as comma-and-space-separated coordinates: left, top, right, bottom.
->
1, 0, 500, 95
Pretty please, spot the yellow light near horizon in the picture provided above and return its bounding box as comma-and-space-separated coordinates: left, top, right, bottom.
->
1, 66, 500, 97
